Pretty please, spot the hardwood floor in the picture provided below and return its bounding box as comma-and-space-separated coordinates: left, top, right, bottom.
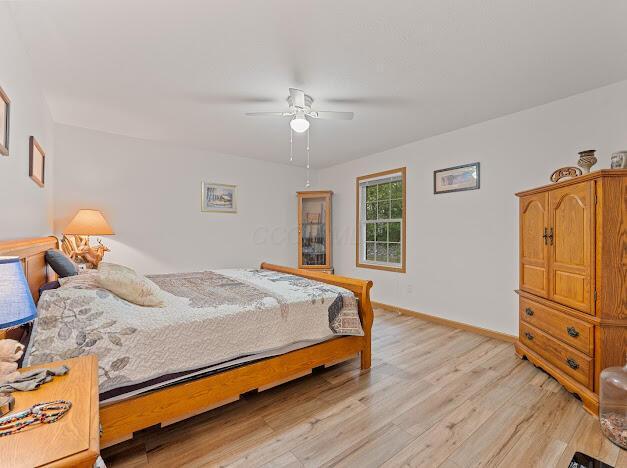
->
102, 309, 625, 467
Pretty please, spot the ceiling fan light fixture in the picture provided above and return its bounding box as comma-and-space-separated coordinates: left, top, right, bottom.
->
245, 88, 354, 186
290, 114, 309, 133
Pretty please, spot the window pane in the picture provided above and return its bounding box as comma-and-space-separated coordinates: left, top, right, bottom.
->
378, 200, 390, 219
388, 243, 401, 263
359, 171, 404, 268
391, 199, 402, 219
375, 242, 388, 262
366, 202, 377, 220
366, 185, 377, 202
389, 222, 401, 242
366, 223, 375, 241
391, 180, 402, 199
375, 222, 388, 242
366, 242, 375, 261
377, 182, 390, 200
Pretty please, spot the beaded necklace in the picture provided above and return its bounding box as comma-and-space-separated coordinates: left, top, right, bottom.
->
0, 400, 72, 437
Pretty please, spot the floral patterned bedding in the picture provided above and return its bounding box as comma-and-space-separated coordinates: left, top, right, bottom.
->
25, 269, 362, 396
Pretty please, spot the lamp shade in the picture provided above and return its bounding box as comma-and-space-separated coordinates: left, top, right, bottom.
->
63, 209, 114, 236
0, 257, 37, 329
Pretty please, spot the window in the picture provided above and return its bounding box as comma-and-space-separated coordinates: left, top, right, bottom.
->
356, 167, 406, 272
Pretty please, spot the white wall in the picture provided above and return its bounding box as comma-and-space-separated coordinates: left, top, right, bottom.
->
0, 3, 55, 239
53, 124, 311, 274
318, 80, 627, 335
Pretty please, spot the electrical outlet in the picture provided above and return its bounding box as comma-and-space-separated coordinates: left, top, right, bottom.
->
406, 284, 413, 294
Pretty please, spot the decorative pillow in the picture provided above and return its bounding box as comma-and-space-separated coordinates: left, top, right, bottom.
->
96, 262, 166, 307
44, 249, 78, 278
38, 280, 61, 297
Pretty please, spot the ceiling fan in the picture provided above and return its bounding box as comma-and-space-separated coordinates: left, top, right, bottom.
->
245, 88, 354, 133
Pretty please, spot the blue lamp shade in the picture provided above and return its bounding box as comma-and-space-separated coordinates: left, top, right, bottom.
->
0, 257, 38, 330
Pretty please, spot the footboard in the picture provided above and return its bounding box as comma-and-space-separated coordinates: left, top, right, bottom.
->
260, 262, 374, 369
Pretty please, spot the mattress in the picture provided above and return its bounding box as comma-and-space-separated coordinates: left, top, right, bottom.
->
25, 268, 363, 402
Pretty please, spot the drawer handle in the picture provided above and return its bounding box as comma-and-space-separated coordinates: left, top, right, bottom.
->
524, 332, 534, 340
566, 358, 579, 370
566, 326, 579, 338
525, 307, 534, 316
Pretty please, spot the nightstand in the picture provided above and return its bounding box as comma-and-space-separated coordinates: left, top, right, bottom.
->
0, 355, 100, 468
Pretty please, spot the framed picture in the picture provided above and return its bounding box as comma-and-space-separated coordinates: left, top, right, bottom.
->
0, 86, 10, 156
434, 162, 480, 194
29, 136, 45, 187
610, 151, 627, 169
201, 182, 237, 213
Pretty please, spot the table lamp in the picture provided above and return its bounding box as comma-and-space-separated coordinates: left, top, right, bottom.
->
0, 257, 36, 416
61, 209, 114, 268
0, 257, 37, 331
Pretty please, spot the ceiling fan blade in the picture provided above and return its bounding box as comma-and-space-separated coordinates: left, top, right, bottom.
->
324, 96, 408, 106
245, 112, 291, 117
308, 111, 354, 120
193, 95, 278, 104
289, 88, 306, 108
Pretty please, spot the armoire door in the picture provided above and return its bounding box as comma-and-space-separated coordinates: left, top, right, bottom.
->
548, 181, 595, 314
519, 193, 550, 297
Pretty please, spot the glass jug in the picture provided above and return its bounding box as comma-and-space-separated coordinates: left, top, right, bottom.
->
599, 364, 626, 449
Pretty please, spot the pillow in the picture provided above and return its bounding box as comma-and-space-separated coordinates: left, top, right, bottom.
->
96, 262, 166, 307
38, 281, 60, 297
44, 249, 78, 278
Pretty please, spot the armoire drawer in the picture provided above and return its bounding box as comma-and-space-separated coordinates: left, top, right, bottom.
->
519, 322, 593, 389
519, 298, 593, 356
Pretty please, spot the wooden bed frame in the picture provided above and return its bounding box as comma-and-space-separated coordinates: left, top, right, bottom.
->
0, 237, 374, 447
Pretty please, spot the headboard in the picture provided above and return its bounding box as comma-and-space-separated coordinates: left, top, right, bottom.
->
0, 236, 58, 303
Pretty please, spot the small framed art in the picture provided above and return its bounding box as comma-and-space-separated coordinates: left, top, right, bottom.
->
0, 86, 10, 156
610, 151, 627, 169
29, 136, 45, 187
434, 162, 480, 194
201, 182, 237, 213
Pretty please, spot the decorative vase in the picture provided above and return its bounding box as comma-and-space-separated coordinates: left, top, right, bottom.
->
577, 150, 597, 174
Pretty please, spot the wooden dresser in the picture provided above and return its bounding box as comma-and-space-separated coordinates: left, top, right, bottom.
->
515, 170, 626, 415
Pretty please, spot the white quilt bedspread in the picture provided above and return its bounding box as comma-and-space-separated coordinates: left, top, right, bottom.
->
25, 268, 362, 395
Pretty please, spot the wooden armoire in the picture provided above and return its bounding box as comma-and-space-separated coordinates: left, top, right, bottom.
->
515, 170, 626, 415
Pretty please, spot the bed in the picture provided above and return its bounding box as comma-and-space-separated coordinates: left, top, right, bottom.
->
0, 237, 374, 447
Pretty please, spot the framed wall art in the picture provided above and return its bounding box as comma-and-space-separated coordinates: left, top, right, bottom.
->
29, 136, 45, 187
0, 86, 10, 156
201, 182, 237, 213
434, 162, 480, 194
610, 151, 627, 169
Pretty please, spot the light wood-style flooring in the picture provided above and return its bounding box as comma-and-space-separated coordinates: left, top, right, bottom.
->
103, 310, 626, 467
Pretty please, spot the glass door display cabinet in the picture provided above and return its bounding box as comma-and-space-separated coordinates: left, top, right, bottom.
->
297, 191, 332, 273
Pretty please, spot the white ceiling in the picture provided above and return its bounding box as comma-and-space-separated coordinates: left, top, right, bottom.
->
8, 0, 627, 167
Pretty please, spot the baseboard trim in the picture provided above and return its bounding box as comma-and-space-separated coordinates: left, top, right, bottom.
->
372, 301, 517, 344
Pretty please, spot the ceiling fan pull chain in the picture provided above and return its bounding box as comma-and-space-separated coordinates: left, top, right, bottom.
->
305, 127, 311, 187
289, 127, 293, 162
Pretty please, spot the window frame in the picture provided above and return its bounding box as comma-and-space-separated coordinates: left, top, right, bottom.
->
355, 167, 406, 273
